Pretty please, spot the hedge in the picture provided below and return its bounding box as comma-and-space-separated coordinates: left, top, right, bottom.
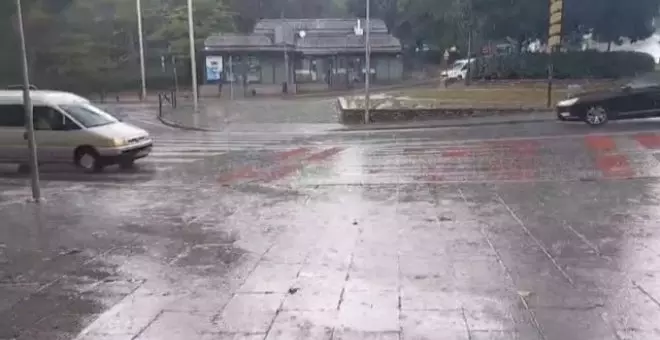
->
471, 51, 656, 80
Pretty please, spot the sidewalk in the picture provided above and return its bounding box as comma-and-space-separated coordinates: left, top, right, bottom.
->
158, 98, 343, 133
335, 111, 556, 131
3, 138, 660, 339
90, 77, 442, 104
158, 96, 555, 133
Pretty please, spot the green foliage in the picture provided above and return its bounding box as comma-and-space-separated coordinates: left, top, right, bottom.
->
0, 0, 234, 92
2, 0, 659, 91
146, 0, 233, 54
473, 51, 656, 80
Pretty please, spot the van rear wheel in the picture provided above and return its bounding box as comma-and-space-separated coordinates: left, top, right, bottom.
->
74, 147, 104, 173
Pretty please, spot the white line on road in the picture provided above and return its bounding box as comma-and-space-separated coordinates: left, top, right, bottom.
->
141, 157, 202, 164
148, 151, 226, 157
151, 146, 234, 152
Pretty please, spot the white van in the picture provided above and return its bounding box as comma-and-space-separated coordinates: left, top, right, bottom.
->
0, 90, 152, 172
442, 58, 476, 80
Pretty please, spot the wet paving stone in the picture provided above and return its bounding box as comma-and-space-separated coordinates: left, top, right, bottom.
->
5, 123, 660, 339
215, 293, 284, 333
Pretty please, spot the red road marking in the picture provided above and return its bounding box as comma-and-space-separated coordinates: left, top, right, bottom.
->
218, 166, 259, 182
485, 140, 539, 181
261, 147, 345, 182
259, 164, 301, 182
271, 147, 310, 161
305, 147, 344, 162
442, 148, 470, 157
218, 147, 310, 183
633, 133, 660, 149
218, 147, 345, 184
585, 135, 616, 153
596, 154, 634, 178
583, 136, 634, 178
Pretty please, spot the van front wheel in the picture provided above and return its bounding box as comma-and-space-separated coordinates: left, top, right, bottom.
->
74, 147, 104, 173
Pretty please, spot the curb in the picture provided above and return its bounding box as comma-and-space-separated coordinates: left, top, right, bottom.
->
334, 96, 556, 130
284, 79, 441, 100
330, 115, 556, 132
157, 114, 217, 132
336, 95, 554, 123
338, 106, 550, 124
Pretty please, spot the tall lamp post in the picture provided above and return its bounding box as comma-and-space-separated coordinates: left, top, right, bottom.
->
364, 0, 371, 124
136, 0, 147, 100
187, 0, 199, 112
15, 0, 41, 202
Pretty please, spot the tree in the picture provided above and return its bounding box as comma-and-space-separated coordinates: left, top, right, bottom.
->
227, 0, 288, 32
3, 0, 75, 85
474, 0, 547, 49
586, 0, 659, 50
345, 0, 454, 49
146, 0, 234, 54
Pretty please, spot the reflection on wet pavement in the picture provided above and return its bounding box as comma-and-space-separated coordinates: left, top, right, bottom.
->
1, 126, 660, 340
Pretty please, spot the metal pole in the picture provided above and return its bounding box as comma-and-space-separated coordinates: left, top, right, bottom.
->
229, 55, 234, 100
364, 0, 371, 124
465, 28, 472, 86
136, 0, 147, 101
547, 46, 554, 108
187, 0, 199, 111
15, 0, 40, 202
172, 56, 179, 96
284, 50, 289, 93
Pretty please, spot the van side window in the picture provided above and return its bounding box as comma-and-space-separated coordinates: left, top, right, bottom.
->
0, 105, 26, 127
62, 116, 81, 130
33, 106, 79, 131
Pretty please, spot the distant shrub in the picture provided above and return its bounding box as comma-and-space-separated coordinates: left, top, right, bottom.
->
472, 51, 656, 79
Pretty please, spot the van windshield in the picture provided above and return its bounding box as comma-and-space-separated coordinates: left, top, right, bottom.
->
59, 103, 118, 128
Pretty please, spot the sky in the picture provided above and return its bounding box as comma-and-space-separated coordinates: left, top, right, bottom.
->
588, 34, 660, 62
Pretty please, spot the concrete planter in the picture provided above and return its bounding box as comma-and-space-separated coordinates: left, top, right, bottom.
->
337, 95, 549, 124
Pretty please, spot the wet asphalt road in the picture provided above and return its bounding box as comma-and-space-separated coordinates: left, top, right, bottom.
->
1, 110, 660, 340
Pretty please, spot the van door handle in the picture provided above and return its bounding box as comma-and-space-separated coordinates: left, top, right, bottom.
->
23, 132, 27, 140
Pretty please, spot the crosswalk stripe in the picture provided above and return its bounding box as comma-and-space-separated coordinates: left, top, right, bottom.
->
149, 151, 227, 157
141, 157, 202, 164
152, 146, 233, 152
129, 131, 308, 170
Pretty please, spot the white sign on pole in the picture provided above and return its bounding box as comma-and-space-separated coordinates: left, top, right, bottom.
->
205, 56, 223, 82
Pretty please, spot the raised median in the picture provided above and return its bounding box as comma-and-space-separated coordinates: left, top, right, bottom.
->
338, 80, 616, 125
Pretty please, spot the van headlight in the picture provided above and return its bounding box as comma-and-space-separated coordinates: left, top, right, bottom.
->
557, 97, 579, 107
111, 138, 128, 147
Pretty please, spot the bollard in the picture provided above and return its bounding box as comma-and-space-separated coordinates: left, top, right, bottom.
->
158, 93, 163, 118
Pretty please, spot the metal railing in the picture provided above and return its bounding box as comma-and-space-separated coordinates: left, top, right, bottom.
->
157, 90, 177, 118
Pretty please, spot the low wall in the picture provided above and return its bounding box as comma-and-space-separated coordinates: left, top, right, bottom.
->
337, 97, 549, 124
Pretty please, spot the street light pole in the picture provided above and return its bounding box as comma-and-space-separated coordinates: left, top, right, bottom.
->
136, 0, 147, 100
187, 0, 199, 112
364, 0, 371, 124
15, 0, 41, 202
229, 55, 234, 100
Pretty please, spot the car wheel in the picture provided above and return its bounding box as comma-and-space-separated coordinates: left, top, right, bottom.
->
74, 147, 104, 173
584, 106, 609, 126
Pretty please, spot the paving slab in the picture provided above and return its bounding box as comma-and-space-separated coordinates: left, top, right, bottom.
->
1, 122, 660, 340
